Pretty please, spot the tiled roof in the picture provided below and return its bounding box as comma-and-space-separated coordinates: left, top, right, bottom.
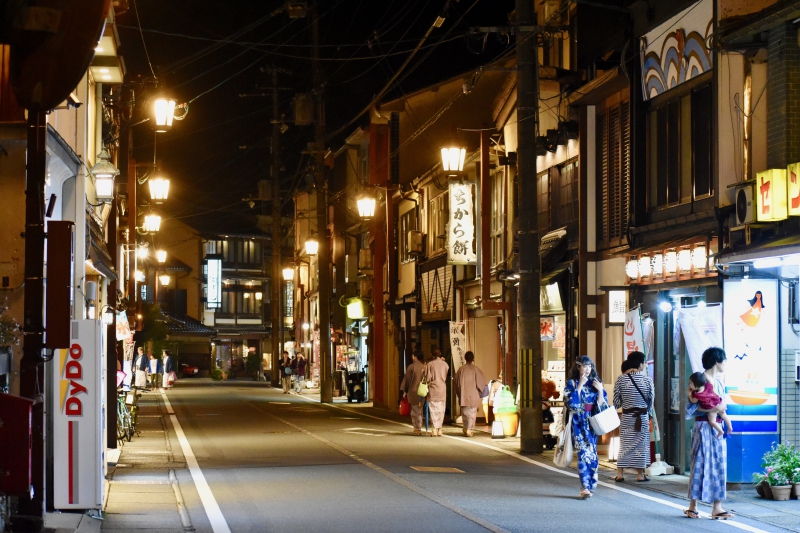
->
163, 313, 216, 335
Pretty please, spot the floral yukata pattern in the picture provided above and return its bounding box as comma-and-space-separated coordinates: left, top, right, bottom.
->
563, 378, 608, 492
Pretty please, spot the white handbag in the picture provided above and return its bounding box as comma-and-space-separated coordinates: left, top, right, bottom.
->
554, 410, 573, 467
589, 403, 621, 436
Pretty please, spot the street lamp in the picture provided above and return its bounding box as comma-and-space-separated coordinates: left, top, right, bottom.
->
143, 214, 162, 233
134, 270, 145, 283
159, 274, 171, 286
282, 267, 294, 282
440, 144, 466, 174
153, 95, 177, 133
136, 244, 149, 259
148, 174, 171, 203
357, 193, 376, 219
305, 238, 319, 256
156, 250, 167, 263
90, 150, 119, 202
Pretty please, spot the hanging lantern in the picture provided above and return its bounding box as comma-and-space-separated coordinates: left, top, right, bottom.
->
664, 250, 678, 276
691, 245, 707, 271
282, 267, 295, 281
159, 274, 171, 286
440, 146, 466, 173
677, 248, 692, 273
156, 250, 167, 263
153, 95, 177, 132
305, 238, 319, 256
625, 259, 639, 280
357, 194, 376, 219
651, 253, 663, 279
143, 214, 162, 233
148, 175, 171, 202
638, 256, 651, 279
90, 150, 119, 202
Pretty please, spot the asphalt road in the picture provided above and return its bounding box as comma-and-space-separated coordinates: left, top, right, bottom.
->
161, 380, 784, 533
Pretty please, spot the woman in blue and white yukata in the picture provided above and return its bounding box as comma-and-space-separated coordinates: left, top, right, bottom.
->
683, 347, 733, 521
563, 355, 608, 499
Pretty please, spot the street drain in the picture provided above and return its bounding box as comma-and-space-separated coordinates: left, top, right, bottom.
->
410, 466, 465, 473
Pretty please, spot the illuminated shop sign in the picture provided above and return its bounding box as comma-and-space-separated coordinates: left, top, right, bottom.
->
608, 291, 627, 324
756, 169, 787, 222
207, 257, 222, 309
447, 181, 477, 265
788, 163, 800, 216
723, 279, 778, 434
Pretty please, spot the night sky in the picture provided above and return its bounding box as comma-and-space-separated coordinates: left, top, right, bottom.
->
116, 0, 515, 230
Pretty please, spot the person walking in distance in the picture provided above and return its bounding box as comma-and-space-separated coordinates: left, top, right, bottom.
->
400, 350, 426, 435
425, 349, 449, 437
683, 347, 733, 520
613, 351, 654, 482
294, 353, 307, 394
280, 351, 292, 394
133, 347, 148, 390
147, 353, 163, 391
162, 349, 176, 390
454, 351, 487, 437
563, 355, 608, 499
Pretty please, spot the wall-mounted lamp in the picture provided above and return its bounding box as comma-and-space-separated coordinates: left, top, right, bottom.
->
156, 250, 167, 263
282, 267, 295, 281
90, 150, 119, 202
305, 238, 319, 256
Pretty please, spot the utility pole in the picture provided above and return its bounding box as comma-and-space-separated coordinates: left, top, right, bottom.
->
271, 67, 283, 387
516, 0, 543, 454
312, 0, 333, 403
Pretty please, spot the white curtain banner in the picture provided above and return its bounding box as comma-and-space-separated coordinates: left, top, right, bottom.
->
676, 305, 723, 374
623, 309, 645, 357
449, 321, 467, 373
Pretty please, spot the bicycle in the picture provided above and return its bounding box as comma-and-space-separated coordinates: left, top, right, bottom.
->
117, 392, 133, 443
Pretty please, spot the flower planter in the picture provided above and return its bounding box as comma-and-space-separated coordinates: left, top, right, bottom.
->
793, 483, 800, 499
771, 485, 792, 501
755, 479, 768, 498
763, 483, 774, 500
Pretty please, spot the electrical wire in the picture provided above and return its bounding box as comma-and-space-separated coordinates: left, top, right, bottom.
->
131, 0, 156, 79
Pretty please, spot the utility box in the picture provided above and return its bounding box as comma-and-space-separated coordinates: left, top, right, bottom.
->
0, 393, 33, 494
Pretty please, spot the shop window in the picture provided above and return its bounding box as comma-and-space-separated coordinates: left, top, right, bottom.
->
399, 209, 418, 264
491, 170, 505, 267
555, 159, 579, 242
537, 170, 550, 234
597, 99, 630, 247
428, 192, 449, 255
236, 239, 262, 266
647, 83, 713, 210
238, 291, 259, 315
220, 288, 236, 315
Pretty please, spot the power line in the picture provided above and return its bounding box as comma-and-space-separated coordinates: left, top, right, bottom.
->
132, 0, 156, 79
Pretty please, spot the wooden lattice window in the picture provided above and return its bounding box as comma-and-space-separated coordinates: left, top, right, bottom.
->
598, 99, 630, 248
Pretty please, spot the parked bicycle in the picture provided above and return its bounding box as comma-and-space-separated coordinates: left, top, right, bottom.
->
116, 389, 141, 444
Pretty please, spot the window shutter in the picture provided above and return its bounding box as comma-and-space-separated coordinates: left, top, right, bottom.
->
620, 100, 630, 242
598, 111, 608, 244
608, 106, 621, 241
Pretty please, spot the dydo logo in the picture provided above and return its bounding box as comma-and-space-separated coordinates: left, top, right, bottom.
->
60, 343, 88, 415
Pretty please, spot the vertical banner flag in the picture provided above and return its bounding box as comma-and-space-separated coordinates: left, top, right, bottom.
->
540, 316, 555, 341
789, 162, 800, 216
623, 308, 645, 357
449, 321, 467, 373
723, 279, 778, 433
676, 305, 722, 374
447, 182, 477, 264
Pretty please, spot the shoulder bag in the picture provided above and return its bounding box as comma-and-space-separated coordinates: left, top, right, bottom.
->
588, 384, 620, 436
416, 363, 429, 397
626, 374, 661, 442
554, 408, 574, 467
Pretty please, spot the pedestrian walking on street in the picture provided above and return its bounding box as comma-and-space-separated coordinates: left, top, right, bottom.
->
133, 347, 148, 389
400, 350, 426, 435
294, 354, 307, 394
425, 349, 449, 437
162, 350, 176, 390
684, 347, 733, 520
563, 355, 608, 499
613, 351, 653, 482
280, 351, 292, 394
148, 353, 163, 390
454, 351, 487, 437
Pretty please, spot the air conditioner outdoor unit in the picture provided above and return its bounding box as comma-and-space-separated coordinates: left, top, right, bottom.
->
736, 185, 755, 226
407, 230, 423, 256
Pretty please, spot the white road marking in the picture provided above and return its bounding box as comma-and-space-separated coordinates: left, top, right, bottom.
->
295, 395, 770, 533
161, 390, 231, 533
242, 398, 506, 533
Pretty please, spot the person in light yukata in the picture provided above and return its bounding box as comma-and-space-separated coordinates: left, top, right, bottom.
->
563, 355, 608, 499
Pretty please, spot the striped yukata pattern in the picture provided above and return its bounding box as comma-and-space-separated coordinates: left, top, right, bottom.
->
613, 372, 654, 469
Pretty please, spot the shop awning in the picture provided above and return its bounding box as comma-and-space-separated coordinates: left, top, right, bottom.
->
716, 234, 800, 264
85, 211, 117, 280
540, 263, 570, 286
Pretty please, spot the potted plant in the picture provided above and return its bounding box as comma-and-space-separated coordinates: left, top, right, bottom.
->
792, 468, 800, 499
766, 467, 792, 501
753, 472, 771, 499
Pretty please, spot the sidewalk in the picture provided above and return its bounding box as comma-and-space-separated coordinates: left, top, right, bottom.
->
101, 388, 189, 533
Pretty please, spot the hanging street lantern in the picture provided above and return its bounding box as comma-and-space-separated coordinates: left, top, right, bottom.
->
440, 145, 466, 175
159, 274, 171, 286
357, 193, 376, 219
282, 267, 294, 281
90, 150, 119, 202
153, 95, 177, 133
143, 214, 162, 233
305, 238, 319, 256
156, 250, 167, 263
148, 174, 171, 202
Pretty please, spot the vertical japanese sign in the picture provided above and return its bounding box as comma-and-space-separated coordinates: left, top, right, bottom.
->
623, 308, 644, 357
449, 321, 466, 373
608, 290, 627, 324
52, 320, 102, 509
723, 279, 778, 433
207, 257, 222, 309
788, 162, 800, 216
756, 169, 788, 222
447, 182, 477, 264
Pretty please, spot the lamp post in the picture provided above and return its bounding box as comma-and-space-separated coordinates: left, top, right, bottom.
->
142, 214, 162, 233
148, 173, 171, 203
356, 193, 376, 220
153, 94, 177, 133
440, 145, 466, 175
305, 237, 319, 256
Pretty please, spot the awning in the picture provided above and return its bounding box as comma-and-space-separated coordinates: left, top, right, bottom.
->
540, 263, 570, 286
716, 234, 800, 264
85, 210, 117, 281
